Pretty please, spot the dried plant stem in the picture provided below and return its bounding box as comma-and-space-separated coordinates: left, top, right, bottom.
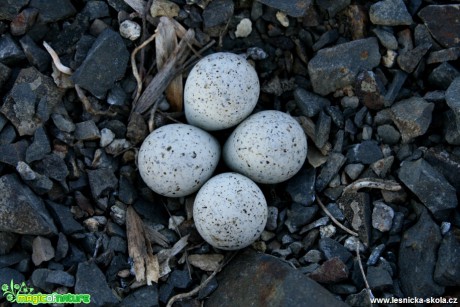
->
131, 32, 158, 103
43, 41, 73, 74
75, 85, 116, 116
166, 252, 237, 307
343, 178, 402, 194
316, 195, 358, 237
356, 242, 374, 300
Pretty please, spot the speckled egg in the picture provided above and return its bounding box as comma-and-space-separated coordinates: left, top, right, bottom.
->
193, 172, 267, 250
223, 110, 307, 184
184, 52, 259, 131
138, 124, 220, 197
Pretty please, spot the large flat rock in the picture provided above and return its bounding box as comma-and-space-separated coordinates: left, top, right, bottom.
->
206, 250, 348, 307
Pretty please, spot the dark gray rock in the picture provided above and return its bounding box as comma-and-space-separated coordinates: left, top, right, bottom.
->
345, 289, 371, 306
308, 38, 380, 95
325, 106, 344, 128
316, 0, 350, 18
427, 47, 460, 64
0, 251, 29, 269
0, 34, 25, 65
315, 153, 346, 192
390, 97, 434, 143
206, 250, 348, 307
81, 1, 110, 20
367, 266, 393, 291
418, 5, 460, 48
445, 111, 460, 145
121, 286, 159, 307
383, 70, 408, 106
0, 62, 11, 90
75, 261, 119, 305
372, 28, 398, 50
202, 0, 234, 37
1, 67, 64, 136
55, 232, 69, 261
108, 236, 126, 253
46, 201, 84, 235
0, 231, 18, 255
346, 140, 383, 164
377, 124, 400, 145
294, 88, 329, 117
29, 0, 76, 23
414, 24, 442, 51
446, 77, 460, 131
159, 282, 174, 304
51, 13, 90, 55
51, 113, 75, 133
118, 175, 137, 205
199, 276, 218, 300
61, 243, 87, 268
257, 0, 311, 17
366, 244, 385, 266
0, 267, 25, 296
0, 0, 29, 20
434, 231, 460, 286
399, 208, 444, 298
428, 62, 460, 90
169, 269, 193, 289
34, 153, 69, 182
338, 192, 372, 247
285, 203, 318, 233
369, 0, 413, 26
424, 147, 460, 191
87, 168, 118, 200
397, 43, 431, 73
315, 111, 331, 149
0, 140, 28, 166
309, 257, 348, 284
398, 159, 457, 220
19, 35, 50, 72
25, 126, 51, 163
72, 29, 129, 98
318, 237, 352, 264
10, 8, 38, 36
0, 174, 57, 235
312, 29, 339, 52
46, 270, 75, 287
31, 268, 54, 292
286, 167, 316, 206
75, 120, 100, 141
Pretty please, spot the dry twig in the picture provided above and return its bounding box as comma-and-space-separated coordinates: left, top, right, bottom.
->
343, 178, 402, 194
75, 85, 117, 117
356, 242, 374, 301
166, 252, 237, 307
316, 194, 358, 237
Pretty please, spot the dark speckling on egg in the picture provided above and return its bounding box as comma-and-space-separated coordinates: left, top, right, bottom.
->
138, 124, 220, 198
193, 172, 268, 250
223, 110, 307, 184
184, 52, 260, 131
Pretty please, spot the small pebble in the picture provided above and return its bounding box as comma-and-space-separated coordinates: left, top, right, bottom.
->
372, 201, 394, 232
276, 11, 289, 27
344, 236, 366, 253
119, 20, 141, 41
100, 128, 116, 147
235, 18, 252, 38
320, 225, 336, 238
440, 222, 451, 235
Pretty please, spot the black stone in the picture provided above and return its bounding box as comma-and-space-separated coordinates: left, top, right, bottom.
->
45, 270, 75, 287
285, 167, 316, 206
346, 140, 383, 165
31, 268, 54, 292
34, 153, 69, 182
318, 237, 352, 264
19, 35, 50, 72
0, 140, 28, 166
108, 236, 127, 253
45, 201, 84, 235
399, 207, 444, 298
0, 174, 57, 235
0, 231, 19, 255
312, 29, 339, 51
372, 28, 398, 50
87, 168, 118, 200
75, 261, 119, 306
428, 62, 460, 90
61, 243, 87, 268
202, 0, 234, 37
257, 0, 311, 17
0, 0, 29, 20
26, 126, 51, 163
325, 106, 344, 128
75, 120, 101, 141
345, 289, 371, 306
0, 34, 25, 65
315, 111, 331, 149
169, 269, 193, 289
74, 35, 96, 68
81, 1, 110, 20
398, 158, 457, 220
72, 29, 129, 98
285, 203, 318, 233
198, 276, 218, 300
159, 282, 175, 303
397, 43, 431, 73
383, 70, 408, 107
206, 250, 348, 307
369, 0, 413, 26
29, 0, 76, 23
51, 13, 90, 55
0, 267, 25, 296
121, 286, 159, 307
424, 147, 460, 191
315, 153, 346, 192
0, 63, 11, 90
0, 251, 29, 269
434, 231, 460, 286
418, 4, 460, 48
294, 88, 329, 118
118, 175, 137, 205
54, 232, 69, 261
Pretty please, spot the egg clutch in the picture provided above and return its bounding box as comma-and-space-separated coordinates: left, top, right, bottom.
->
138, 52, 308, 250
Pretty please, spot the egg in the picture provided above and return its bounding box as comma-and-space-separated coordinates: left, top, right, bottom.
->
138, 124, 220, 197
193, 172, 267, 250
223, 110, 308, 184
184, 52, 260, 131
